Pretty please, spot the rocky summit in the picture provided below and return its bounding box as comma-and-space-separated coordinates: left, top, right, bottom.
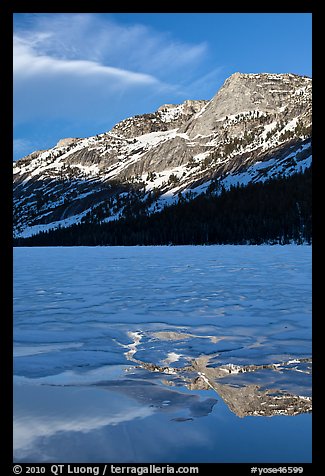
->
13, 72, 312, 239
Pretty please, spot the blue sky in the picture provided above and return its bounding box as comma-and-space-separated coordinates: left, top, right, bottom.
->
13, 13, 312, 161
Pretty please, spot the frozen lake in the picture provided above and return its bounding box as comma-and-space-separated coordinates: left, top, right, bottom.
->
13, 245, 312, 462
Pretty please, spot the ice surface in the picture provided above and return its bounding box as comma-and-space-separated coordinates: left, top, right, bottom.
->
14, 245, 311, 378
13, 245, 312, 462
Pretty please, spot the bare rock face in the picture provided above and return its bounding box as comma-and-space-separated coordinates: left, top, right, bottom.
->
184, 72, 311, 138
55, 138, 80, 148
13, 72, 312, 237
158, 99, 207, 116
186, 357, 312, 417
123, 339, 312, 418
114, 71, 312, 183
110, 99, 208, 139
119, 135, 203, 179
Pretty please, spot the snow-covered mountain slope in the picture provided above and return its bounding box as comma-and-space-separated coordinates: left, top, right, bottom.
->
13, 72, 312, 238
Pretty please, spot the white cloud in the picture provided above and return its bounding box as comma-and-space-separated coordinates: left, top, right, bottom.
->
13, 36, 159, 86
14, 14, 208, 74
13, 14, 206, 126
13, 14, 218, 158
14, 14, 208, 89
14, 387, 153, 456
13, 32, 163, 127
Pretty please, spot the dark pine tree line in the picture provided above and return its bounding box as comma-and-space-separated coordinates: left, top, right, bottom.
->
14, 168, 312, 247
